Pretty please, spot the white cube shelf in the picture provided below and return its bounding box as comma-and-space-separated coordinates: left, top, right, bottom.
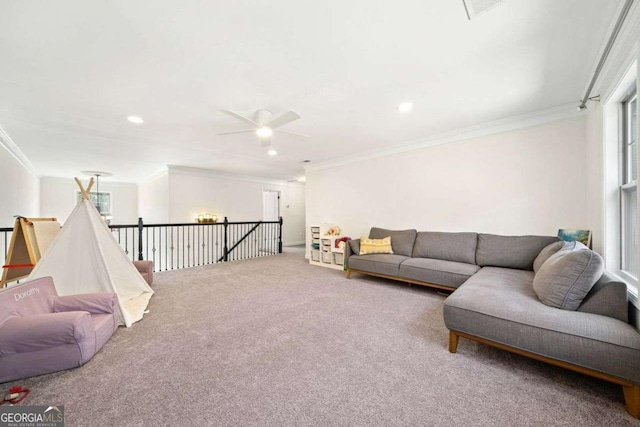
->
308, 224, 345, 271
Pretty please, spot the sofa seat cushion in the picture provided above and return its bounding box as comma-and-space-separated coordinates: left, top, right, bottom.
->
399, 258, 480, 288
348, 254, 410, 277
444, 267, 640, 383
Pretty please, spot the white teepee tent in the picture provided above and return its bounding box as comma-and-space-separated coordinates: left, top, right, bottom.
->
29, 178, 153, 327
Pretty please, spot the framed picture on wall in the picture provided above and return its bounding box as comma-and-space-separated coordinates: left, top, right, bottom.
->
558, 229, 592, 249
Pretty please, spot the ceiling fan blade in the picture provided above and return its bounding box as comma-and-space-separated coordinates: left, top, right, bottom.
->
261, 138, 271, 147
216, 129, 256, 135
265, 110, 301, 129
221, 109, 259, 126
275, 128, 310, 138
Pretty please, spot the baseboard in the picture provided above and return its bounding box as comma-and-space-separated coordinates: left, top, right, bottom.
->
283, 241, 305, 247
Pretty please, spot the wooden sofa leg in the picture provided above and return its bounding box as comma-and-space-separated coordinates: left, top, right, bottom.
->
345, 269, 352, 279
623, 385, 640, 419
449, 331, 459, 353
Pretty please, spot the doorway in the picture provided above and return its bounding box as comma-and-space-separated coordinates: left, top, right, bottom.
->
262, 190, 280, 221
261, 190, 280, 253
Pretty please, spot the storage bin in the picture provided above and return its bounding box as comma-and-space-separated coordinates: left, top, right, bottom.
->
333, 253, 344, 265
322, 252, 332, 263
311, 250, 320, 262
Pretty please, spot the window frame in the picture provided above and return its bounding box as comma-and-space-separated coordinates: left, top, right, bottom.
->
619, 89, 638, 287
622, 90, 638, 184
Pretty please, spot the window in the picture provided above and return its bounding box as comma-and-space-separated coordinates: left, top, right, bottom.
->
77, 191, 111, 216
621, 90, 638, 280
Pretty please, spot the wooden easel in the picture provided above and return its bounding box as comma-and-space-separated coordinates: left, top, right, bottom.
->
1, 217, 59, 287
0, 178, 93, 287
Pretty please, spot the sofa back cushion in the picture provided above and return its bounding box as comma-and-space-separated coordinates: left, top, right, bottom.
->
533, 243, 604, 310
369, 227, 417, 257
412, 232, 477, 264
577, 270, 629, 322
0, 276, 57, 325
476, 234, 559, 270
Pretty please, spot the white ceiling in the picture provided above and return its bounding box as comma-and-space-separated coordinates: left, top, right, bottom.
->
0, 0, 621, 183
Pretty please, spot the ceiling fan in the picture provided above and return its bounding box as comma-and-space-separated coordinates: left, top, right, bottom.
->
217, 109, 309, 147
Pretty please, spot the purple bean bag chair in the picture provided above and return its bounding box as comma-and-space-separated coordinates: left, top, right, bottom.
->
0, 276, 118, 383
133, 260, 153, 286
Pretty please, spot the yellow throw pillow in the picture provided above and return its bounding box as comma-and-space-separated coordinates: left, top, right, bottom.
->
359, 236, 394, 255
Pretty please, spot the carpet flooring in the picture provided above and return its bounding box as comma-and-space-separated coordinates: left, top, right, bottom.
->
5, 248, 640, 426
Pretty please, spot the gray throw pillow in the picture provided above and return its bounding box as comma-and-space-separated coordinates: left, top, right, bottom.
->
533, 240, 570, 273
533, 246, 604, 310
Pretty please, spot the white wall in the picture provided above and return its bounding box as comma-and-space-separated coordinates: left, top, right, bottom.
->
138, 172, 169, 224
166, 166, 306, 245
40, 177, 139, 225
307, 117, 588, 241
0, 143, 39, 227
585, 102, 604, 254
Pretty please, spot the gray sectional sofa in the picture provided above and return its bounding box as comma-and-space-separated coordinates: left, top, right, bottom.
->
344, 227, 640, 418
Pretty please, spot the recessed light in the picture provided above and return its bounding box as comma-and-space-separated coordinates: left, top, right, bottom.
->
302, 160, 311, 163
256, 127, 273, 138
268, 149, 278, 156
397, 102, 413, 113
127, 115, 144, 124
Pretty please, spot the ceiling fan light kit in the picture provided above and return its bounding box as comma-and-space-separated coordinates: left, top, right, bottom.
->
126, 115, 144, 124
218, 108, 309, 148
397, 102, 413, 112
256, 127, 273, 138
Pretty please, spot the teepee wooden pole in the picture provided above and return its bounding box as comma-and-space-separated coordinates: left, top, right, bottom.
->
86, 177, 95, 194
74, 177, 87, 199
74, 177, 95, 200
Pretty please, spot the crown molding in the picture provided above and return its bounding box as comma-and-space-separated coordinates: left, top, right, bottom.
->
167, 165, 306, 188
0, 124, 38, 177
590, 1, 640, 100
306, 103, 585, 172
140, 167, 169, 184
40, 175, 137, 188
